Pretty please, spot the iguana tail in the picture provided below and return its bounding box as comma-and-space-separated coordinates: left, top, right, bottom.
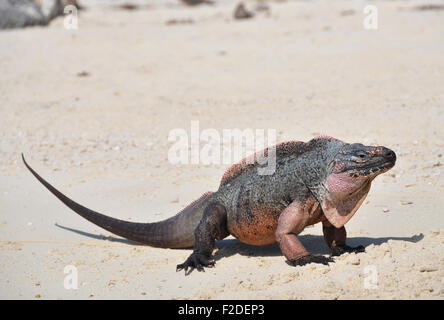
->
22, 154, 212, 249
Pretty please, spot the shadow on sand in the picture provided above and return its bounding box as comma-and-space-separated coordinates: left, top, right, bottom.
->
55, 223, 143, 246
55, 223, 424, 260
212, 233, 424, 261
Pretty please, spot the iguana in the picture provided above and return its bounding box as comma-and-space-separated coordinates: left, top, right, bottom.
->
22, 136, 396, 273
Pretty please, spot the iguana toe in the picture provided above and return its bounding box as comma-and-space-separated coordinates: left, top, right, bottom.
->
176, 253, 215, 274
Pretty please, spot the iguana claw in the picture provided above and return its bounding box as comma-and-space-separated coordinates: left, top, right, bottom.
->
331, 244, 365, 256
176, 253, 215, 274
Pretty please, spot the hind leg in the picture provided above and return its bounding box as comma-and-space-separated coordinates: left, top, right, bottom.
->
176, 203, 229, 274
322, 220, 365, 256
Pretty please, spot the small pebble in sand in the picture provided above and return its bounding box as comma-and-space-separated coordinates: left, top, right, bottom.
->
379, 242, 391, 253
166, 18, 194, 25
315, 265, 331, 274
382, 255, 395, 264
77, 71, 90, 77
117, 3, 139, 11
255, 2, 270, 12
414, 4, 444, 11
345, 255, 360, 265
107, 280, 116, 287
340, 9, 355, 16
418, 266, 438, 273
35, 294, 41, 298
399, 200, 413, 205
171, 196, 180, 203
382, 208, 390, 213
234, 3, 254, 19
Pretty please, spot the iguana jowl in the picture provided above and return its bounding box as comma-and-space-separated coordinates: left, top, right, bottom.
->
22, 137, 396, 272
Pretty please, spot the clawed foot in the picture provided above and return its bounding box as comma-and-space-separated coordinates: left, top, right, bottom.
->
289, 255, 334, 267
176, 252, 215, 274
331, 244, 365, 257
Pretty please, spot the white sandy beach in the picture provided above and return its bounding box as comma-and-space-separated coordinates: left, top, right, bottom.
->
0, 0, 443, 299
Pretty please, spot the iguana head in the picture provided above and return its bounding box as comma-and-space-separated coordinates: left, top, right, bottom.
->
331, 143, 396, 180
312, 140, 396, 228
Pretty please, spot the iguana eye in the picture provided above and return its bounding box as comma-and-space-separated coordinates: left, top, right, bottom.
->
353, 151, 368, 161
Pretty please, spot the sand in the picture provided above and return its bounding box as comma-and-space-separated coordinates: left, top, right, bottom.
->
0, 0, 443, 299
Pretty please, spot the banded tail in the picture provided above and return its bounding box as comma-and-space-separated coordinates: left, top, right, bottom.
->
22, 154, 212, 249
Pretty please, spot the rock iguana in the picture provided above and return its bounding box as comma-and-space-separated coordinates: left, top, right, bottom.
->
22, 136, 396, 273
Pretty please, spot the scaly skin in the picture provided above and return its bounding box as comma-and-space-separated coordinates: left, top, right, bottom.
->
22, 137, 396, 273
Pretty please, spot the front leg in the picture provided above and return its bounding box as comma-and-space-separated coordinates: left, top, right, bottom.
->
176, 202, 229, 274
276, 201, 333, 266
322, 220, 365, 256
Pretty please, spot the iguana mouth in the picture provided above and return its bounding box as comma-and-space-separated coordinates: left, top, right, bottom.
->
348, 161, 395, 177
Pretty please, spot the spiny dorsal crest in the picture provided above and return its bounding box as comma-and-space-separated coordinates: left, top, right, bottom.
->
219, 137, 343, 187
220, 140, 304, 186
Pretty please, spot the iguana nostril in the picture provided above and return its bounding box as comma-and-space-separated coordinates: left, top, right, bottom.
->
383, 149, 396, 160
